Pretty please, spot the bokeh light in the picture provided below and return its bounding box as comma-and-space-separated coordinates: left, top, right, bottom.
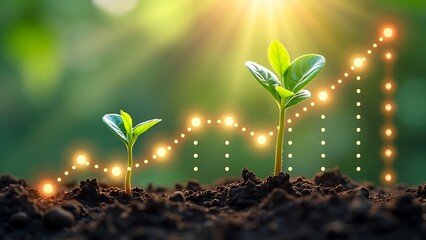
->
318, 91, 329, 101
111, 166, 122, 177
191, 117, 201, 127
257, 135, 267, 145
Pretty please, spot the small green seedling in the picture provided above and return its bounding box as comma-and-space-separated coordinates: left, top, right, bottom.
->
245, 39, 325, 176
102, 110, 161, 195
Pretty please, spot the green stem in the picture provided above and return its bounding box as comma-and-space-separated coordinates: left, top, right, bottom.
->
125, 144, 133, 195
274, 106, 286, 176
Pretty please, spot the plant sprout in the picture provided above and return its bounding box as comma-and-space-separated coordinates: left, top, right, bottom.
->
102, 110, 161, 195
245, 39, 325, 176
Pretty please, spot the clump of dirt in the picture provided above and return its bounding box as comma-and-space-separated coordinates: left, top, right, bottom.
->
0, 168, 425, 239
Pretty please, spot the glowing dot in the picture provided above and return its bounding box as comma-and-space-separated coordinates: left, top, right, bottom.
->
191, 117, 201, 127
144, 159, 148, 164
344, 73, 349, 77
224, 116, 234, 126
167, 146, 172, 150
311, 102, 315, 107
193, 140, 198, 145
287, 119, 292, 124
288, 153, 293, 158
257, 135, 267, 145
187, 127, 192, 132
362, 57, 366, 61
225, 153, 230, 158
269, 131, 274, 136
356, 115, 361, 119
57, 178, 61, 182
72, 166, 76, 170
321, 153, 326, 158
321, 114, 326, 119
367, 50, 372, 54
356, 141, 361, 145
379, 37, 384, 42
94, 164, 99, 169
318, 91, 328, 101
64, 171, 69, 176
127, 167, 131, 171
288, 128, 293, 133
217, 120, 222, 124
321, 167, 325, 171
193, 153, 198, 158
385, 52, 392, 60
385, 103, 392, 112
356, 76, 361, 81
43, 184, 54, 194
112, 167, 121, 177
385, 149, 393, 157
104, 168, 108, 172
356, 89, 361, 94
288, 140, 293, 145
385, 82, 392, 91
321, 128, 326, 132
385, 128, 393, 137
242, 127, 246, 132
295, 113, 300, 118
250, 131, 255, 136
356, 102, 361, 107
225, 167, 230, 172
76, 155, 87, 165
207, 120, 212, 124
180, 134, 185, 138
385, 174, 392, 182
331, 85, 336, 90
153, 155, 157, 159
321, 140, 326, 145
356, 153, 361, 158
354, 58, 363, 67
135, 163, 140, 168
288, 167, 293, 172
234, 123, 239, 127
174, 139, 179, 144
225, 140, 230, 145
338, 79, 342, 84
373, 43, 377, 48
351, 66, 355, 71
193, 166, 199, 172
383, 27, 394, 38
356, 167, 361, 172
157, 147, 167, 157
303, 107, 307, 112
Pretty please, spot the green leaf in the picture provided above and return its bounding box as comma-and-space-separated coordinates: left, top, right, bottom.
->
284, 54, 326, 93
245, 61, 281, 103
133, 119, 162, 139
285, 89, 311, 108
268, 39, 290, 82
120, 110, 132, 135
102, 114, 128, 144
275, 86, 294, 105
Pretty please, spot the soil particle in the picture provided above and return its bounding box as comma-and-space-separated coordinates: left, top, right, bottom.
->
43, 206, 75, 229
1, 168, 425, 239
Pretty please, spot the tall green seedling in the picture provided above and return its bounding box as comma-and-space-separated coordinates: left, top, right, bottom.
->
245, 40, 325, 176
102, 110, 161, 195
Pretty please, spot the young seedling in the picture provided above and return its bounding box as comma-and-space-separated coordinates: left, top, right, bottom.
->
245, 39, 325, 176
102, 110, 161, 195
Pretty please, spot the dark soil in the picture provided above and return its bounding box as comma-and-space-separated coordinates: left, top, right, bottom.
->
1, 168, 425, 240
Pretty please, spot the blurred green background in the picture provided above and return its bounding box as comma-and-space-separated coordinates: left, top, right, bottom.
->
0, 0, 425, 187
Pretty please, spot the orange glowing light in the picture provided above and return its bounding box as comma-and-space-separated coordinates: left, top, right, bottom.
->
353, 58, 363, 68
76, 154, 87, 165
385, 103, 392, 112
385, 82, 392, 90
385, 174, 392, 182
156, 147, 167, 157
385, 52, 392, 60
318, 91, 328, 101
385, 128, 393, 137
383, 27, 394, 38
111, 166, 121, 176
43, 183, 54, 195
224, 116, 234, 126
191, 117, 201, 127
257, 135, 267, 145
381, 169, 397, 185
